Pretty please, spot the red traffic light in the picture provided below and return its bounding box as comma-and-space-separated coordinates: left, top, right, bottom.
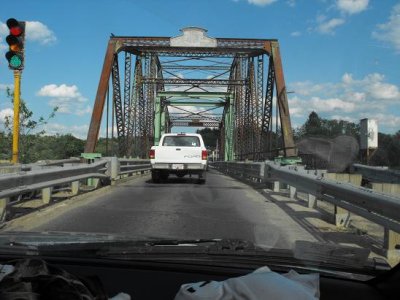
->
6, 18, 23, 36
5, 18, 25, 70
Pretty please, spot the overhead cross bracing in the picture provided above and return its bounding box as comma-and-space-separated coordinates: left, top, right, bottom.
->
85, 27, 296, 161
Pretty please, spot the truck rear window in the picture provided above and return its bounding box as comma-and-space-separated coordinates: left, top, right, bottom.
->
162, 136, 200, 147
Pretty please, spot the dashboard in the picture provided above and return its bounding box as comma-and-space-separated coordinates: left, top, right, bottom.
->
1, 255, 397, 299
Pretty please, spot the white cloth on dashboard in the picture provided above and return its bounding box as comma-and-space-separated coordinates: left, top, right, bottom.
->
174, 266, 319, 300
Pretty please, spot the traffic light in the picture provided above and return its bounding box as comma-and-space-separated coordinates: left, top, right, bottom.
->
5, 18, 25, 70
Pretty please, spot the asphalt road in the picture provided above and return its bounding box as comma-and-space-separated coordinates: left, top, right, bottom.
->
11, 170, 318, 249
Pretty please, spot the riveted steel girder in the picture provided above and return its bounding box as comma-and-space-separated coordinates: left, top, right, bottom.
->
85, 31, 296, 161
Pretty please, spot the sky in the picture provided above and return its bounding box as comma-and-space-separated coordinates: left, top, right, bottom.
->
0, 0, 400, 139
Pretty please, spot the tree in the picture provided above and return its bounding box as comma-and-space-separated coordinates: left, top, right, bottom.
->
196, 128, 220, 149
1, 88, 58, 163
296, 111, 360, 140
51, 134, 85, 159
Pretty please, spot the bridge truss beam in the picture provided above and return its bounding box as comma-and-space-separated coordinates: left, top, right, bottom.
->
84, 28, 296, 160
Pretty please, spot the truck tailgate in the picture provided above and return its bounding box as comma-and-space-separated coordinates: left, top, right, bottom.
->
155, 146, 202, 164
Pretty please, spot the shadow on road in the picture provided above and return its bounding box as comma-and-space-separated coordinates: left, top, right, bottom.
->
259, 189, 386, 257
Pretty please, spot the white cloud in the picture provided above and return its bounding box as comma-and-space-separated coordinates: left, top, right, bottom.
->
38, 84, 84, 99
0, 83, 12, 91
317, 18, 345, 35
288, 96, 304, 117
37, 84, 90, 115
247, 0, 277, 6
337, 0, 369, 15
342, 73, 353, 85
346, 92, 366, 102
372, 4, 400, 53
25, 21, 56, 45
76, 105, 93, 116
291, 31, 302, 37
362, 113, 400, 130
287, 0, 296, 7
310, 97, 356, 112
0, 22, 7, 36
44, 123, 89, 139
0, 108, 13, 123
288, 72, 400, 133
368, 81, 400, 100
288, 81, 333, 96
330, 115, 355, 122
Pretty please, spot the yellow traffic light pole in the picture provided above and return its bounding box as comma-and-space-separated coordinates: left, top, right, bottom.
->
12, 70, 21, 163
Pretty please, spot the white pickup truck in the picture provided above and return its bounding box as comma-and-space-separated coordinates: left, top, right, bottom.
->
149, 133, 208, 183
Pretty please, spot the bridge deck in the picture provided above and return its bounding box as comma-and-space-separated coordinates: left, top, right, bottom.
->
2, 170, 383, 257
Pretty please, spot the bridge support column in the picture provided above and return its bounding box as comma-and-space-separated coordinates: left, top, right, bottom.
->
154, 96, 162, 146
224, 95, 234, 161
0, 198, 10, 221
42, 187, 52, 204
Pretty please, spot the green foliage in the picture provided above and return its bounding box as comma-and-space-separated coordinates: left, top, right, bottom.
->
96, 137, 119, 157
0, 88, 58, 163
295, 112, 400, 168
196, 128, 220, 149
370, 131, 400, 168
295, 111, 360, 140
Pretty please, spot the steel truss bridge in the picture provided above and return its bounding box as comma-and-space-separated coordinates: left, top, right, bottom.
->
84, 27, 296, 161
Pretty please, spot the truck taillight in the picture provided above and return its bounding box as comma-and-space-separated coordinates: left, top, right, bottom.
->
202, 150, 207, 160
149, 149, 155, 159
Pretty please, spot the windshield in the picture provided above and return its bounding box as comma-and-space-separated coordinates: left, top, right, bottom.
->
0, 0, 399, 280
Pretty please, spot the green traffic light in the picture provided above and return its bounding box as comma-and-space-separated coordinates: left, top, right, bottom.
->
9, 54, 22, 68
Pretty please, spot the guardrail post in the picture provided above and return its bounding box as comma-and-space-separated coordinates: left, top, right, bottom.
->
371, 183, 400, 195
42, 187, 52, 204
308, 194, 317, 208
273, 181, 280, 192
334, 206, 350, 227
384, 230, 400, 261
106, 157, 120, 182
0, 198, 10, 221
88, 178, 100, 188
289, 186, 296, 199
71, 181, 80, 195
371, 183, 400, 261
325, 173, 361, 228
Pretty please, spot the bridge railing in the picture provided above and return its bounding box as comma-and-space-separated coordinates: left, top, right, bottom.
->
352, 163, 400, 184
212, 161, 400, 260
0, 157, 150, 222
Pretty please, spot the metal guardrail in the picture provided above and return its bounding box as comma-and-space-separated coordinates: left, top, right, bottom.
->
0, 157, 151, 222
0, 158, 82, 174
118, 159, 151, 176
265, 162, 400, 233
212, 161, 400, 234
353, 163, 400, 184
